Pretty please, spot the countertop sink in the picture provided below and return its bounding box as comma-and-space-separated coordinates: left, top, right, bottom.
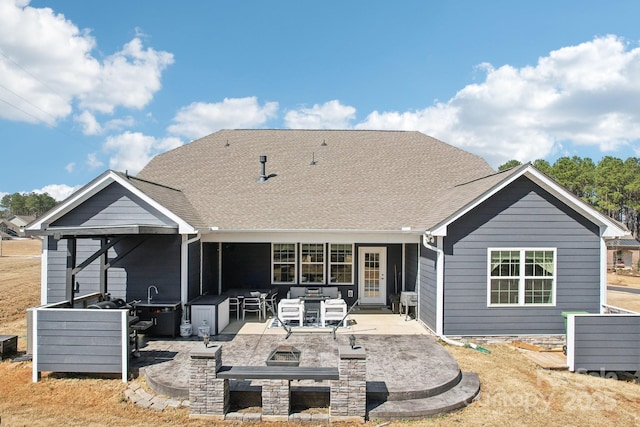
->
134, 301, 181, 309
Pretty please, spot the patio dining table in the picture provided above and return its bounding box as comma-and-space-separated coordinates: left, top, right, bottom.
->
224, 288, 274, 319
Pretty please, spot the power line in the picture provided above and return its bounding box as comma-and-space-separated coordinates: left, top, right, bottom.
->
0, 48, 66, 101
0, 97, 53, 126
0, 82, 59, 125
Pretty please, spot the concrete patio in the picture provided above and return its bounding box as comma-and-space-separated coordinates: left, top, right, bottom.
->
129, 311, 481, 421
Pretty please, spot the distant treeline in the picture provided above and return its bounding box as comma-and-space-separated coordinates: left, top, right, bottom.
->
499, 156, 640, 239
0, 192, 57, 218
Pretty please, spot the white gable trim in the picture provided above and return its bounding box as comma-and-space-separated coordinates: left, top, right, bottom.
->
26, 170, 197, 235
429, 164, 628, 238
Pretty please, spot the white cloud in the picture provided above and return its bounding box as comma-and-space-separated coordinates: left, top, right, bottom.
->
65, 162, 75, 173
167, 97, 279, 140
284, 100, 356, 129
74, 110, 101, 135
102, 131, 183, 174
0, 0, 98, 124
0, 1, 173, 125
356, 35, 640, 167
33, 184, 78, 201
86, 153, 103, 169
78, 38, 174, 114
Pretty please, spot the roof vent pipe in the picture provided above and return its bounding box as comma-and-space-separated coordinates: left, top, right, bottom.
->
259, 155, 268, 182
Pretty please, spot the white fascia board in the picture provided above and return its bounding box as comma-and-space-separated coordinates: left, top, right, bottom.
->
524, 168, 628, 238
200, 229, 423, 244
26, 171, 115, 231
26, 171, 197, 235
427, 165, 629, 238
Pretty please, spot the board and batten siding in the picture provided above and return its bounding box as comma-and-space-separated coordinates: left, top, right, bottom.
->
567, 314, 640, 372
419, 244, 438, 331
34, 308, 127, 380
51, 182, 175, 228
442, 176, 601, 336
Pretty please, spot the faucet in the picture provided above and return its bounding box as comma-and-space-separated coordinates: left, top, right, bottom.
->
147, 285, 158, 304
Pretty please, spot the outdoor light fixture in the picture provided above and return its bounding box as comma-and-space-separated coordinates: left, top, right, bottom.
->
203, 331, 210, 348
349, 334, 356, 349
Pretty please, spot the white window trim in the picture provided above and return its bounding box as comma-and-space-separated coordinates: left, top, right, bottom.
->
272, 243, 297, 285
486, 247, 557, 307
329, 243, 355, 285
300, 243, 326, 284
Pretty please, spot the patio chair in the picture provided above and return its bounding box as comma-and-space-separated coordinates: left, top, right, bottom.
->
264, 290, 278, 316
320, 298, 348, 327
277, 298, 304, 326
242, 297, 264, 321
228, 297, 240, 320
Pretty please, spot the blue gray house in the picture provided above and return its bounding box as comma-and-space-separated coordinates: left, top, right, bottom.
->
27, 129, 627, 342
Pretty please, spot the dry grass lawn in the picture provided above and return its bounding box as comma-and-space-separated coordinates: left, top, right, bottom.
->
1, 239, 640, 426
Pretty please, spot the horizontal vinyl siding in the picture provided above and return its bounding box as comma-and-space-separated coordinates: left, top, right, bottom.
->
52, 182, 174, 228
46, 238, 103, 304
443, 176, 601, 336
572, 315, 640, 371
419, 244, 438, 330
46, 235, 181, 304
36, 309, 125, 374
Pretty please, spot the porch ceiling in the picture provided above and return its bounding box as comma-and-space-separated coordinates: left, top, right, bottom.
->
26, 224, 178, 237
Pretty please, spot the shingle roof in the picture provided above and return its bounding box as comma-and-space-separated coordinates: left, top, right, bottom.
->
114, 172, 206, 229
137, 130, 497, 231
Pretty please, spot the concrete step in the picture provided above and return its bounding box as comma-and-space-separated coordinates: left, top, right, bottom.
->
367, 369, 462, 401
366, 371, 480, 420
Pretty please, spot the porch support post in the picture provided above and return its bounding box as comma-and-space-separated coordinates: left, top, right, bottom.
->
99, 237, 108, 296
65, 237, 77, 307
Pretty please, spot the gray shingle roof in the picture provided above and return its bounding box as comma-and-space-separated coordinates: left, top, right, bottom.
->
137, 130, 497, 231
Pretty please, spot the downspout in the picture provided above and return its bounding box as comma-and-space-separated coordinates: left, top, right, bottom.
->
422, 234, 490, 354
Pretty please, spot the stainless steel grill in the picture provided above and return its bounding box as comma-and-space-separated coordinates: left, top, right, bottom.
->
400, 291, 417, 320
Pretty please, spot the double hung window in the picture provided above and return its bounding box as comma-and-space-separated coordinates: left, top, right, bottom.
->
488, 248, 556, 306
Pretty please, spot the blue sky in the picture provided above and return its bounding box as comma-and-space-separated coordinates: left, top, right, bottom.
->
2, 0, 640, 200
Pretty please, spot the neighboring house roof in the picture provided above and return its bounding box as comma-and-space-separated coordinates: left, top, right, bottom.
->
137, 129, 496, 232
606, 238, 640, 248
0, 219, 20, 237
9, 215, 35, 227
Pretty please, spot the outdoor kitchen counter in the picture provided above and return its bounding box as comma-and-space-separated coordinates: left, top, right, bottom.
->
187, 295, 228, 305
186, 295, 230, 335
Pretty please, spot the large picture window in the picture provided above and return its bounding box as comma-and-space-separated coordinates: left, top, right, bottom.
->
272, 243, 296, 284
488, 248, 556, 306
329, 244, 354, 284
300, 243, 325, 283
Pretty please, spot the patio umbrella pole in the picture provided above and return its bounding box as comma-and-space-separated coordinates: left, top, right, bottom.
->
266, 304, 293, 339
332, 298, 359, 340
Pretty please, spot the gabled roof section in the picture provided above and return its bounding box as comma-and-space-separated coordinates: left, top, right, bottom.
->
25, 170, 202, 235
137, 129, 496, 232
427, 163, 629, 238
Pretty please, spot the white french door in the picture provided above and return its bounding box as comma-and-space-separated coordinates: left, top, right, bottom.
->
358, 247, 387, 305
